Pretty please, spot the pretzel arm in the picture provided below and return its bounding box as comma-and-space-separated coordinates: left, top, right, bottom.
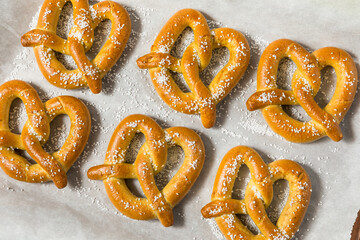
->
201, 199, 247, 218
292, 81, 343, 142
88, 163, 137, 180
246, 89, 297, 111
21, 129, 67, 189
69, 40, 102, 94
21, 29, 69, 54
137, 53, 182, 72
181, 43, 216, 128
0, 148, 31, 182
0, 131, 24, 149
136, 150, 174, 227
0, 147, 60, 183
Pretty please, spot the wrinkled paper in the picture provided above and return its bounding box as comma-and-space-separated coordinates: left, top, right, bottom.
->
0, 0, 359, 239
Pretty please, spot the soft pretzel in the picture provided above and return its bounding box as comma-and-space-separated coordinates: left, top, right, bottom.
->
246, 39, 358, 143
21, 0, 131, 94
0, 80, 91, 188
201, 146, 311, 240
87, 114, 205, 227
137, 9, 250, 128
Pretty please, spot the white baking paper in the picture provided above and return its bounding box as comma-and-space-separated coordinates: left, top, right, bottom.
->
0, 0, 359, 239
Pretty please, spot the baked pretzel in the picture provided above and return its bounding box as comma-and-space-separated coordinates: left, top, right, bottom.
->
137, 9, 250, 128
87, 114, 205, 227
201, 146, 311, 240
0, 80, 91, 189
246, 39, 358, 143
21, 0, 131, 94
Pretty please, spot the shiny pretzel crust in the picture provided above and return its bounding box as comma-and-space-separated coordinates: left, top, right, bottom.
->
87, 114, 205, 227
21, 0, 131, 93
246, 39, 358, 143
137, 9, 250, 128
0, 80, 91, 188
202, 146, 311, 240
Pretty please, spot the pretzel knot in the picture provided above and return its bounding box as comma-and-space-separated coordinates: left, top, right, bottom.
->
87, 114, 205, 227
0, 80, 91, 189
137, 9, 250, 128
21, 0, 131, 94
201, 146, 311, 240
246, 39, 358, 143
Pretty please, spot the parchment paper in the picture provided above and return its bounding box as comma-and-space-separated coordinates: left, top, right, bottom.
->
0, 0, 359, 239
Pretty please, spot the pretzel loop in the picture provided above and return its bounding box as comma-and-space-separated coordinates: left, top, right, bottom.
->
245, 160, 311, 239
0, 80, 91, 188
0, 81, 50, 145
137, 9, 250, 128
149, 8, 212, 69
87, 114, 205, 227
201, 147, 273, 218
21, 0, 131, 93
94, 113, 167, 174
246, 39, 358, 142
201, 146, 311, 240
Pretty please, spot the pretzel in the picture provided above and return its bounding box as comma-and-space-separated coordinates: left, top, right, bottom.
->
246, 39, 358, 143
21, 0, 131, 94
87, 114, 205, 227
0, 80, 91, 189
201, 146, 311, 240
137, 9, 250, 128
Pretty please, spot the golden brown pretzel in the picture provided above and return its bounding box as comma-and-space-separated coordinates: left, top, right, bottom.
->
201, 146, 311, 240
246, 39, 358, 143
21, 0, 131, 94
87, 114, 205, 227
0, 80, 91, 188
137, 9, 250, 128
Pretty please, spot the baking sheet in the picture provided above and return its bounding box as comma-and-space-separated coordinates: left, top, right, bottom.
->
1, 0, 360, 239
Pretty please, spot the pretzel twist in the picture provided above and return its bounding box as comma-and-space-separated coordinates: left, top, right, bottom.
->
137, 9, 250, 128
0, 80, 91, 188
21, 0, 131, 94
246, 39, 358, 143
87, 114, 205, 227
201, 146, 311, 240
